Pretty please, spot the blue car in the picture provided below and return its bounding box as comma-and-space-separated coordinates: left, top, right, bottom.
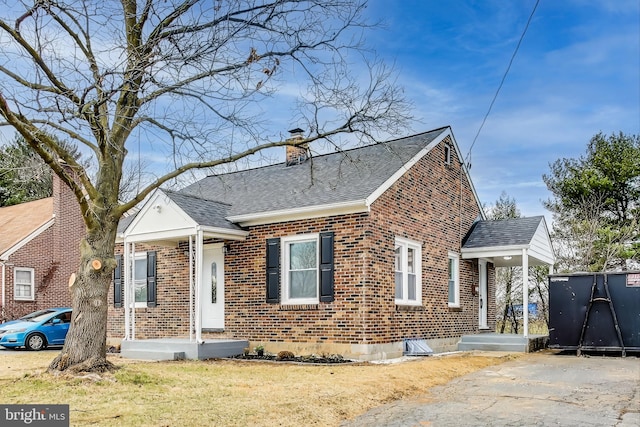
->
0, 308, 72, 351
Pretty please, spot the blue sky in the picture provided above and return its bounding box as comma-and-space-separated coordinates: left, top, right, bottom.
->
363, 0, 640, 219
0, 0, 637, 222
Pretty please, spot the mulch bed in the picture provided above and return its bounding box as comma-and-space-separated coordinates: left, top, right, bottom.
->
231, 353, 354, 364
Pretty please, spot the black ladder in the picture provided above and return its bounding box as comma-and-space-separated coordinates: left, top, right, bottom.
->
577, 274, 626, 357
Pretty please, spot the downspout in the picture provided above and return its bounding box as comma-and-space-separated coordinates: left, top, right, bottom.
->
1, 261, 5, 321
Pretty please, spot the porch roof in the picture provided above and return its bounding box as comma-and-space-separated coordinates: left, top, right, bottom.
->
461, 216, 555, 267
117, 189, 247, 244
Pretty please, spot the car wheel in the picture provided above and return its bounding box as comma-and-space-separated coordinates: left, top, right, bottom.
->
25, 333, 47, 351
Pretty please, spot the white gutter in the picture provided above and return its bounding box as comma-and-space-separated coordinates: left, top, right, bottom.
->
227, 200, 368, 227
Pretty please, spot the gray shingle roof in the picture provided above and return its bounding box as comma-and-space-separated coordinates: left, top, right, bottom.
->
462, 216, 545, 249
180, 127, 447, 217
117, 190, 243, 234
163, 190, 242, 231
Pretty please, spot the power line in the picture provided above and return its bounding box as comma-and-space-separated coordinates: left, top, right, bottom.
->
465, 0, 540, 166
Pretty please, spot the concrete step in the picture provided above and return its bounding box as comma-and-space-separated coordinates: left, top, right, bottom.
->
459, 334, 528, 344
121, 349, 186, 361
458, 342, 528, 352
120, 338, 249, 360
457, 333, 548, 353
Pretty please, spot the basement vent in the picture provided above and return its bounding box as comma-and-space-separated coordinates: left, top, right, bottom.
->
403, 338, 433, 356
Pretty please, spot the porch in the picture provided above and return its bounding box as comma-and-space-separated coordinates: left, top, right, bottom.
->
457, 333, 548, 353
120, 338, 249, 361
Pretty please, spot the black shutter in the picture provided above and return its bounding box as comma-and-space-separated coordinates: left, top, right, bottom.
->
319, 232, 335, 302
113, 254, 123, 308
146, 251, 157, 307
266, 238, 280, 303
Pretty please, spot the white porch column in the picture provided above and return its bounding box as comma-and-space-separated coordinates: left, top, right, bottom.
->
130, 242, 136, 340
195, 228, 204, 343
188, 235, 194, 342
123, 240, 130, 340
522, 248, 529, 338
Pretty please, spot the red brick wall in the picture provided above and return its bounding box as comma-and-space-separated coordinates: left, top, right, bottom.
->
364, 136, 496, 342
107, 243, 193, 338
107, 137, 495, 346
2, 174, 83, 320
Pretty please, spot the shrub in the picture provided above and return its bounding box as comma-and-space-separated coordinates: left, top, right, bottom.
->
276, 350, 295, 360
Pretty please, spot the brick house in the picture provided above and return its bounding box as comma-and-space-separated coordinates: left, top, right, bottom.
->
109, 126, 500, 360
0, 174, 83, 321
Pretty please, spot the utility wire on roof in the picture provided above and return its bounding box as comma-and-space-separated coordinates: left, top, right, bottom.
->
465, 0, 540, 167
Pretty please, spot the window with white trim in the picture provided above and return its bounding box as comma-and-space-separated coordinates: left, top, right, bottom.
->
444, 144, 452, 165
14, 267, 35, 301
282, 234, 319, 304
448, 252, 460, 307
133, 253, 148, 307
395, 237, 422, 305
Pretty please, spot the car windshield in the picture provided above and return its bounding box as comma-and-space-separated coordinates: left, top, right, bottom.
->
19, 309, 57, 322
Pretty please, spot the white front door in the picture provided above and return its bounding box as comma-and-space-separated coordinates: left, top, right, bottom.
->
201, 245, 224, 330
478, 260, 488, 329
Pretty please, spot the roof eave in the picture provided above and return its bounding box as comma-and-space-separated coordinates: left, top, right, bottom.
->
200, 226, 249, 240
227, 200, 369, 227
0, 217, 55, 260
461, 244, 530, 259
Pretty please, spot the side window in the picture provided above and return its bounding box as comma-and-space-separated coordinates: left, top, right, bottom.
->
395, 238, 422, 305
448, 252, 460, 307
444, 144, 452, 165
211, 262, 217, 304
14, 268, 35, 301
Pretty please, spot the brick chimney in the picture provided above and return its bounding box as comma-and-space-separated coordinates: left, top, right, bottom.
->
285, 128, 309, 166
52, 162, 84, 266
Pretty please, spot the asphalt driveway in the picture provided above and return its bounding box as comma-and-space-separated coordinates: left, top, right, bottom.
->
343, 351, 640, 427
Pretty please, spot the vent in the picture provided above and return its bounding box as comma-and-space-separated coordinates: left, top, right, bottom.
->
403, 338, 434, 356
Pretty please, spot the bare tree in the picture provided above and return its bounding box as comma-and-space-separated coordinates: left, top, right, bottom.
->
0, 0, 411, 373
486, 192, 523, 333
495, 266, 521, 334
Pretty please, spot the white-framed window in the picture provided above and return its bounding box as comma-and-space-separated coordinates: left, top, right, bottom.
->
448, 252, 460, 307
444, 144, 452, 165
133, 253, 148, 307
14, 267, 35, 301
395, 237, 422, 305
282, 234, 319, 304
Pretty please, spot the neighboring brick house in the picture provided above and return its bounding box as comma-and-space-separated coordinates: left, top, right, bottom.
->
0, 174, 83, 321
109, 126, 499, 359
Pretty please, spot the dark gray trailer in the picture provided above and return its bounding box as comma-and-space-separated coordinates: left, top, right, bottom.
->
548, 271, 640, 356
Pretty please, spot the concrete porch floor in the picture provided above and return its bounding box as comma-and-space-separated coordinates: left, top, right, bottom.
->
120, 337, 249, 361
458, 333, 548, 352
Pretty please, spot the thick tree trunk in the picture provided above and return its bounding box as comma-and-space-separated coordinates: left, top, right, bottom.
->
49, 224, 118, 373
